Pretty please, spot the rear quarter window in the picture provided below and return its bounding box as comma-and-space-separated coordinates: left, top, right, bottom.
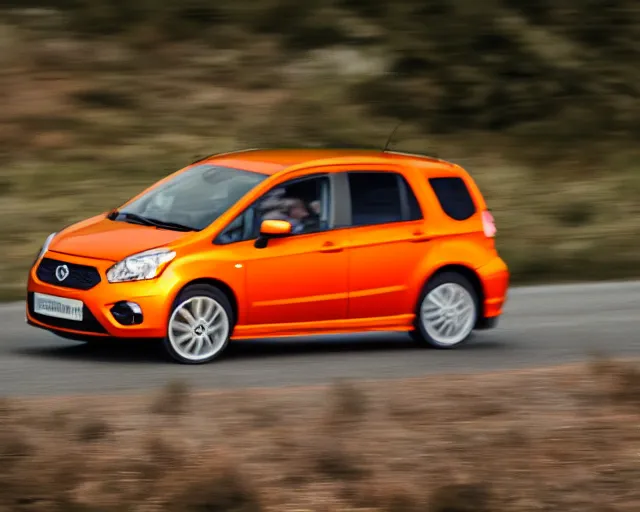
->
428, 177, 477, 221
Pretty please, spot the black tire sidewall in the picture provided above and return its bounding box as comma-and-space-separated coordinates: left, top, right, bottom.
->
163, 284, 235, 364
412, 271, 480, 349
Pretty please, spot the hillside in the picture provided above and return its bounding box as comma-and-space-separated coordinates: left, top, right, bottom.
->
1, 0, 639, 298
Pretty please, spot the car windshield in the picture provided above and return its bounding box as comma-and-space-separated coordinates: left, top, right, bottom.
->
115, 164, 267, 231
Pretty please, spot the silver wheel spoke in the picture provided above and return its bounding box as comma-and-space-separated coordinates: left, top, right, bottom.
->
432, 316, 447, 329
179, 308, 197, 327
422, 310, 441, 321
205, 335, 219, 352
207, 308, 221, 326
428, 292, 446, 308
208, 317, 224, 330
193, 298, 203, 319
173, 322, 191, 334
185, 337, 197, 352
175, 332, 192, 345
203, 301, 215, 323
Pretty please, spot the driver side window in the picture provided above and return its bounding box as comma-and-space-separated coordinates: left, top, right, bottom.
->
215, 174, 330, 245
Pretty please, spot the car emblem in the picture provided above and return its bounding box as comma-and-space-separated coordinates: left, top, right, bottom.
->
55, 264, 70, 282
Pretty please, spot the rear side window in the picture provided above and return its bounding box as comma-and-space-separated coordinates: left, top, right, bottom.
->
428, 177, 476, 220
348, 172, 422, 226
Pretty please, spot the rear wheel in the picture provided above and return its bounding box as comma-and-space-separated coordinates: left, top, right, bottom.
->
163, 284, 233, 364
411, 272, 479, 349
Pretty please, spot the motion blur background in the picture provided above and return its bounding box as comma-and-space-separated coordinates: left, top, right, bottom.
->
1, 0, 639, 299
2, 4, 640, 511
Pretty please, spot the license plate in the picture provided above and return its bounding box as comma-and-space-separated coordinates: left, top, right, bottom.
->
33, 293, 83, 322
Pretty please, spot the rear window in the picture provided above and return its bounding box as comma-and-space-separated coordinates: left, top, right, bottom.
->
428, 177, 476, 221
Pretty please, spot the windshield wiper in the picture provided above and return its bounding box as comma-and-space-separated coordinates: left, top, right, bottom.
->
119, 212, 155, 227
144, 217, 199, 232
118, 212, 197, 232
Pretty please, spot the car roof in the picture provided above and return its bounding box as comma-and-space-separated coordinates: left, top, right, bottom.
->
203, 148, 460, 176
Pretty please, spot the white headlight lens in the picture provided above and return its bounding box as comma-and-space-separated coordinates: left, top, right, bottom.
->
35, 232, 57, 263
106, 248, 176, 283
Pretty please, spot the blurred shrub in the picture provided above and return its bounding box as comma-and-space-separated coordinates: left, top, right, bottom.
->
427, 482, 492, 512
589, 355, 640, 408
76, 418, 112, 442
72, 89, 137, 110
325, 378, 369, 427
313, 440, 370, 481
166, 458, 263, 512
150, 379, 191, 416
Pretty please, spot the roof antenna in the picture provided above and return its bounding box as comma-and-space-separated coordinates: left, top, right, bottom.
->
382, 121, 403, 152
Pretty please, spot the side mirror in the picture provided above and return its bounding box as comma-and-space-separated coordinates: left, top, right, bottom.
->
254, 219, 292, 248
260, 219, 292, 236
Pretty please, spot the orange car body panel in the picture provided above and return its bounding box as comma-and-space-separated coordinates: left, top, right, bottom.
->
26, 149, 510, 341
50, 215, 187, 262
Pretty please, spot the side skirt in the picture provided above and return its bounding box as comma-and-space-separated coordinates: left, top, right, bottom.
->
230, 314, 415, 340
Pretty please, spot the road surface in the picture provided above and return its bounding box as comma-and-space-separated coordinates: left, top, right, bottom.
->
0, 281, 639, 396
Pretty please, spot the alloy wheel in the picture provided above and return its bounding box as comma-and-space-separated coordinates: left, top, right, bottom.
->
168, 296, 230, 362
420, 282, 477, 346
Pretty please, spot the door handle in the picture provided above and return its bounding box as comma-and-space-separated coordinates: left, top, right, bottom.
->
318, 241, 344, 253
411, 230, 431, 243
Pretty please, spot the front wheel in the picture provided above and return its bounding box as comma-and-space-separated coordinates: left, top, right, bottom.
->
411, 272, 479, 349
163, 284, 234, 364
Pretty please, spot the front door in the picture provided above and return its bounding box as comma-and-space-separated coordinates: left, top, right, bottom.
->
244, 230, 349, 325
220, 173, 349, 326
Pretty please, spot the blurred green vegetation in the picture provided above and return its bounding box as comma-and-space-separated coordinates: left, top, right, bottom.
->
1, 0, 639, 299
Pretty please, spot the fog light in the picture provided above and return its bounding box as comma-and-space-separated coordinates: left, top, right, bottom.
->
110, 301, 143, 325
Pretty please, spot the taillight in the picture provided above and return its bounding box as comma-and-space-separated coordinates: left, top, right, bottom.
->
482, 210, 496, 238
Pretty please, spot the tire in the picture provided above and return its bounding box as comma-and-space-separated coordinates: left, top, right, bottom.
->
411, 271, 479, 349
163, 284, 234, 364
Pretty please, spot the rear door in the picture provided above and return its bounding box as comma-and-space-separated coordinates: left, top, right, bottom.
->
340, 168, 430, 320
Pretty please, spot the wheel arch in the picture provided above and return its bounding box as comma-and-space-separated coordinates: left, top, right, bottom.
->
420, 264, 486, 321
173, 277, 239, 325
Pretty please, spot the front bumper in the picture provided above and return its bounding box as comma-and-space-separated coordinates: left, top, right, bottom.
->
26, 251, 178, 339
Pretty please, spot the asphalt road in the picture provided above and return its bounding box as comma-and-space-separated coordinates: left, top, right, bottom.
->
1, 280, 639, 396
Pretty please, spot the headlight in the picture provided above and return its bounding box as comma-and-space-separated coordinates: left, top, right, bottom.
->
34, 232, 57, 264
106, 248, 176, 283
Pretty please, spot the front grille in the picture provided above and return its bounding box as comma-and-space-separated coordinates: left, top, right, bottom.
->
36, 257, 101, 290
27, 292, 108, 334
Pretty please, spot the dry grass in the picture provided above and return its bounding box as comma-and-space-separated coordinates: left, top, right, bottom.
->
427, 483, 492, 512
588, 354, 640, 408
1, 1, 640, 299
149, 379, 191, 416
1, 359, 640, 511
76, 418, 112, 443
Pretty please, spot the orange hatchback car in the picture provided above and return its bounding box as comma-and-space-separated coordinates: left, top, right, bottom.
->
26, 148, 509, 364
